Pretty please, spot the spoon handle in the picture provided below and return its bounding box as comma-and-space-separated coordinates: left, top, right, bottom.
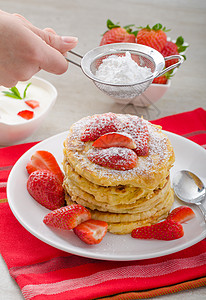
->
196, 203, 206, 222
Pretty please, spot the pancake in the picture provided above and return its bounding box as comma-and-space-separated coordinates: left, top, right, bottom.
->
63, 113, 175, 189
65, 188, 174, 234
63, 162, 168, 205
63, 176, 171, 214
62, 113, 175, 235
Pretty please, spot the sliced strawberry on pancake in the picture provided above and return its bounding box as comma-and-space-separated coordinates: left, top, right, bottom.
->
87, 147, 138, 170
122, 116, 149, 156
81, 112, 122, 142
92, 132, 136, 149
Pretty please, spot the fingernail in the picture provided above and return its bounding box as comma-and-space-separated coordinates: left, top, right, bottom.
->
61, 36, 78, 43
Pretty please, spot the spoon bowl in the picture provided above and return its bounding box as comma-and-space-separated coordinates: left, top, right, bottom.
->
173, 170, 206, 221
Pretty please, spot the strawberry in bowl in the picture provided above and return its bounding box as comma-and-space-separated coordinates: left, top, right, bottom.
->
99, 20, 188, 107
99, 19, 137, 46
136, 23, 168, 52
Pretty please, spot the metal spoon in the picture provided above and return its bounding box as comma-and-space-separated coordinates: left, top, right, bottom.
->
173, 170, 206, 221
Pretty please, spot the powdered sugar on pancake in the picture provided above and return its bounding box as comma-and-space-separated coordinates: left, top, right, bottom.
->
87, 147, 137, 170
64, 113, 175, 188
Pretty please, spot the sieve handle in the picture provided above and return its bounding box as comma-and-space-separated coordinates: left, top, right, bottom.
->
156, 55, 185, 77
65, 50, 83, 68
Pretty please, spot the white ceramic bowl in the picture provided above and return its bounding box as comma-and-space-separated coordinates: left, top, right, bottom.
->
0, 76, 57, 146
110, 38, 187, 107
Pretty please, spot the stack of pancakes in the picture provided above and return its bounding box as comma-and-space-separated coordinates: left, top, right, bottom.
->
63, 113, 175, 234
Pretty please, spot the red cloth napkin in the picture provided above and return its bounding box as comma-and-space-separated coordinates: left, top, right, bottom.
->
0, 108, 206, 300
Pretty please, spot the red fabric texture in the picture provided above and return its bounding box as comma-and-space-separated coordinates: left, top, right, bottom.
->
152, 108, 206, 148
0, 108, 206, 300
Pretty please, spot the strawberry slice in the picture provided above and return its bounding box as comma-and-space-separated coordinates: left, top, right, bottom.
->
88, 147, 137, 170
25, 100, 40, 109
17, 110, 34, 120
131, 220, 184, 240
43, 204, 91, 230
167, 206, 195, 223
81, 112, 122, 142
92, 132, 136, 149
122, 117, 149, 156
27, 170, 65, 210
26, 150, 64, 184
73, 219, 108, 245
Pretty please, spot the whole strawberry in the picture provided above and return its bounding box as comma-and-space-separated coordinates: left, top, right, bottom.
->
27, 170, 65, 210
136, 23, 168, 52
161, 36, 188, 68
100, 19, 136, 46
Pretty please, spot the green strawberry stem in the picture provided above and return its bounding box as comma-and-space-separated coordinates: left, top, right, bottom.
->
105, 19, 137, 36
152, 23, 170, 32
138, 23, 170, 32
175, 36, 189, 56
107, 19, 120, 30
164, 70, 174, 79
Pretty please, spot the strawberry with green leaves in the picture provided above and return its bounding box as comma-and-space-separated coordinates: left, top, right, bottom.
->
100, 19, 137, 46
136, 23, 168, 52
152, 71, 173, 84
161, 36, 188, 68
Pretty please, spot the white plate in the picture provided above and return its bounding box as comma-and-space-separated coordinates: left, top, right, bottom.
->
7, 131, 206, 261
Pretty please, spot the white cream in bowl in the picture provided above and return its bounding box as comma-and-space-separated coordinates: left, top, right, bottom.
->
0, 76, 57, 146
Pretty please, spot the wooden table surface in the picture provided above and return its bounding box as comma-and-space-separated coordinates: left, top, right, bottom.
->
0, 0, 206, 299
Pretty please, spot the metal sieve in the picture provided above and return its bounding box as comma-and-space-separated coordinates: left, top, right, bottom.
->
66, 43, 184, 100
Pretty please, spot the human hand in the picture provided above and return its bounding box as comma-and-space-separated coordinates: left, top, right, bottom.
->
0, 10, 78, 87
